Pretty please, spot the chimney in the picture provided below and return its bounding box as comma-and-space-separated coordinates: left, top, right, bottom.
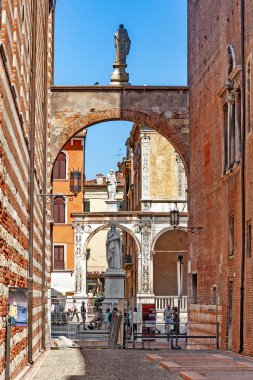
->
96, 174, 104, 185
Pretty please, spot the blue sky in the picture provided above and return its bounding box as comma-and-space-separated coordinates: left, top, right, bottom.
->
54, 0, 187, 179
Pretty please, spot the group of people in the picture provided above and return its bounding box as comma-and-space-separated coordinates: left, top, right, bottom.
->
164, 304, 180, 337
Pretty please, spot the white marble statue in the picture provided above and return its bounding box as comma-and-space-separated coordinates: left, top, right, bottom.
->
114, 24, 131, 64
106, 169, 117, 200
106, 223, 122, 269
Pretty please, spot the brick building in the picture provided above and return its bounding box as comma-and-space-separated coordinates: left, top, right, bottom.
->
0, 0, 54, 378
188, 0, 253, 354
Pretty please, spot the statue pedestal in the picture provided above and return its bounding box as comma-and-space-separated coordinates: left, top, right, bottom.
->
105, 200, 118, 212
110, 62, 131, 86
104, 269, 125, 299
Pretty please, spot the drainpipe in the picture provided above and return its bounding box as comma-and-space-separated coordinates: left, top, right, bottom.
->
28, 0, 37, 364
41, 1, 50, 350
239, 0, 245, 354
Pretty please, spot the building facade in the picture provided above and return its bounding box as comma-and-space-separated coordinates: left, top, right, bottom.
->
188, 0, 253, 354
51, 136, 125, 295
0, 0, 54, 377
122, 123, 188, 302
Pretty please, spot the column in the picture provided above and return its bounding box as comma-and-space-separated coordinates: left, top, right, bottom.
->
138, 221, 154, 297
222, 104, 228, 175
73, 222, 91, 296
234, 89, 241, 164
227, 92, 235, 168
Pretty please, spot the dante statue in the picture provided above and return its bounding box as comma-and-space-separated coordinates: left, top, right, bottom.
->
106, 169, 117, 200
106, 223, 122, 269
114, 24, 131, 64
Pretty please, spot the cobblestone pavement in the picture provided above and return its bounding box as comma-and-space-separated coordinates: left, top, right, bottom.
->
23, 348, 85, 380
68, 349, 181, 380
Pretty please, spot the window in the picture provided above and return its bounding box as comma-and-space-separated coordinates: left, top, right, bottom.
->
53, 197, 65, 223
228, 214, 234, 257
247, 220, 252, 257
54, 245, 65, 270
192, 273, 197, 304
53, 152, 66, 179
84, 200, 90, 212
221, 45, 241, 174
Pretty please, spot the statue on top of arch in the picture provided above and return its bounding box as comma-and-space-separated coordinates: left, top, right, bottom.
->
114, 24, 131, 65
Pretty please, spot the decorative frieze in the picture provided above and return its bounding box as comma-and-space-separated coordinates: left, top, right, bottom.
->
141, 134, 150, 201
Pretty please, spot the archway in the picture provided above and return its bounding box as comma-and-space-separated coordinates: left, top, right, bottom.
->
80, 223, 140, 297
153, 229, 188, 296
50, 86, 189, 174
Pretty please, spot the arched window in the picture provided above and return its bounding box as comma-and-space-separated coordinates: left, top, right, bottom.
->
53, 196, 65, 223
53, 152, 66, 179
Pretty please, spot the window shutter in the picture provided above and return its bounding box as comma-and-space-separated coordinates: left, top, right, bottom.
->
54, 245, 65, 270
53, 197, 65, 223
53, 152, 66, 179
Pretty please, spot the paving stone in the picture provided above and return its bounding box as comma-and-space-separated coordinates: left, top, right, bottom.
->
72, 349, 181, 380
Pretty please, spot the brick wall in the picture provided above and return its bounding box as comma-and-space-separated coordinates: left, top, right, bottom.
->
188, 0, 253, 355
0, 0, 54, 377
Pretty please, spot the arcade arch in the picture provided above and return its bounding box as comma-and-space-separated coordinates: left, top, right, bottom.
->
50, 86, 189, 175
153, 229, 188, 296
83, 224, 140, 297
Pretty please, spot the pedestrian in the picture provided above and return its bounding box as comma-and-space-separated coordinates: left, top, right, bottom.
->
78, 301, 87, 330
172, 306, 180, 335
72, 300, 79, 322
132, 307, 139, 340
105, 307, 111, 330
164, 304, 173, 340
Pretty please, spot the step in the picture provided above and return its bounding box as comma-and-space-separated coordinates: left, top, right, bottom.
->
159, 361, 253, 372
180, 371, 253, 380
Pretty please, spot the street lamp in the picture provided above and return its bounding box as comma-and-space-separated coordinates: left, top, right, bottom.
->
177, 254, 184, 301
170, 209, 180, 229
37, 169, 83, 204
70, 170, 82, 195
169, 206, 204, 235
173, 253, 184, 350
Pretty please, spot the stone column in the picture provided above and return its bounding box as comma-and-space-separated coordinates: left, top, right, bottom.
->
137, 221, 154, 298
222, 104, 228, 174
73, 223, 92, 296
234, 89, 241, 164
149, 250, 154, 294
227, 93, 235, 168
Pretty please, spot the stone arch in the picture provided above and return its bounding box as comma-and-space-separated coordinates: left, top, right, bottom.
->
50, 108, 189, 176
82, 222, 141, 254
153, 228, 188, 296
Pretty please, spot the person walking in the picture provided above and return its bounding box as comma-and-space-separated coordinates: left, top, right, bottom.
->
78, 301, 87, 330
164, 304, 173, 340
132, 307, 139, 340
172, 306, 180, 335
71, 300, 79, 322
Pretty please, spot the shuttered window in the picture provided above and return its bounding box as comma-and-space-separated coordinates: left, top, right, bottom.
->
53, 152, 66, 179
54, 245, 65, 270
53, 197, 65, 223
